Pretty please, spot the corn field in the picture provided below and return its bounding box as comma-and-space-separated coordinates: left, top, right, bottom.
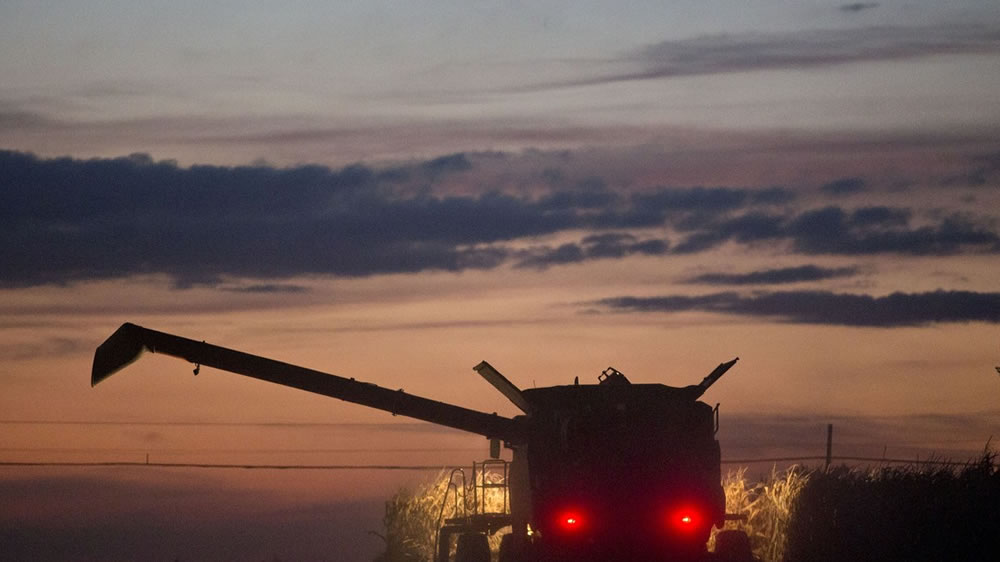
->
373, 468, 510, 562
710, 466, 809, 562
783, 451, 1000, 562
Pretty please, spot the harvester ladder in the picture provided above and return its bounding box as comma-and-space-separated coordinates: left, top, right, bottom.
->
440, 468, 468, 520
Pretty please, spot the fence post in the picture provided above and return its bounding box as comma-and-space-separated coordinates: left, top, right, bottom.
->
825, 423, 833, 471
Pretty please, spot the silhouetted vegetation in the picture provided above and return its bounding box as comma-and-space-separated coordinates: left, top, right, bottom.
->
374, 471, 508, 562
784, 451, 1000, 562
373, 474, 447, 562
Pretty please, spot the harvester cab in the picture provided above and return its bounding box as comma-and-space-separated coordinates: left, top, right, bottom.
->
91, 323, 746, 562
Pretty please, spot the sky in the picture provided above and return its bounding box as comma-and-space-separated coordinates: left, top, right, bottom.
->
2, 1, 1000, 560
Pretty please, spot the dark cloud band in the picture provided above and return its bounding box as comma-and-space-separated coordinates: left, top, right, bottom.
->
686, 265, 859, 285
1, 150, 996, 287
597, 290, 1000, 327
526, 23, 1000, 90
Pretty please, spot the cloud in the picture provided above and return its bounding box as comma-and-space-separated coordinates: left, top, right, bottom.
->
538, 182, 619, 212
786, 207, 998, 255
673, 212, 786, 253
673, 205, 998, 256
596, 290, 1000, 327
1, 150, 996, 288
686, 265, 859, 286
0, 151, 566, 286
528, 23, 1000, 89
839, 3, 879, 13
634, 186, 750, 213
944, 151, 1000, 188
0, 109, 53, 129
820, 177, 867, 196
750, 186, 797, 205
219, 283, 310, 294
592, 186, 796, 231
515, 233, 669, 269
0, 150, 794, 286
421, 152, 472, 175
636, 23, 1000, 76
0, 337, 90, 361
641, 23, 1000, 72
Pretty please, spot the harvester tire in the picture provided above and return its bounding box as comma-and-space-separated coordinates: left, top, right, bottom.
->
455, 532, 490, 562
498, 533, 516, 562
714, 530, 753, 562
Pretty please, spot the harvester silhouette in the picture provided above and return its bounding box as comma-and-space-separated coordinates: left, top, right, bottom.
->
92, 323, 751, 562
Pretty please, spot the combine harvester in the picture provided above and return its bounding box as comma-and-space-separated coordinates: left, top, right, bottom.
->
92, 323, 752, 562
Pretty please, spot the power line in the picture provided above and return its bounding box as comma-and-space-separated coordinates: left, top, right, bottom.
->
1, 455, 981, 471
0, 419, 433, 428
0, 446, 484, 454
0, 461, 456, 470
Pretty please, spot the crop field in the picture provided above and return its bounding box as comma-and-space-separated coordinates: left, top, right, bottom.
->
374, 469, 511, 562
375, 451, 999, 562
783, 452, 1000, 562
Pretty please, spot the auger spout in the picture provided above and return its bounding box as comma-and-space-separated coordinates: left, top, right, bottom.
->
92, 323, 523, 441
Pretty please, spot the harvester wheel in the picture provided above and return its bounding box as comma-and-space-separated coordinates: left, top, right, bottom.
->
498, 533, 516, 562
455, 532, 490, 562
713, 530, 753, 562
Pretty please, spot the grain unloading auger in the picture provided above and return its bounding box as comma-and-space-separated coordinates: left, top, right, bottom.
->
92, 322, 750, 562
92, 323, 521, 440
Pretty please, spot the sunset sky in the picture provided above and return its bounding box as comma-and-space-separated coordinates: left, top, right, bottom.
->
2, 1, 1000, 560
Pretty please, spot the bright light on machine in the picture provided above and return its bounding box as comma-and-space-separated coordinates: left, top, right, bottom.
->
557, 510, 585, 531
668, 506, 701, 532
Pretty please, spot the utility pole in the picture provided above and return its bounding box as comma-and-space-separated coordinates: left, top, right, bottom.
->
825, 423, 833, 471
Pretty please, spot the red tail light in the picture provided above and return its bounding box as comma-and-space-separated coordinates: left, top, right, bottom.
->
558, 510, 585, 531
669, 507, 701, 532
